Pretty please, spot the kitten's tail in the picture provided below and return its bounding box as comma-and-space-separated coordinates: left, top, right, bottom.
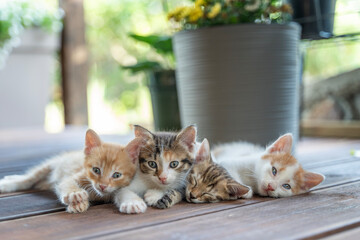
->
0, 161, 52, 193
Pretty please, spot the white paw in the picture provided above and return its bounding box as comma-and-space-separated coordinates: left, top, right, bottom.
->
62, 190, 89, 204
242, 188, 253, 199
144, 189, 164, 206
119, 199, 147, 214
67, 200, 90, 213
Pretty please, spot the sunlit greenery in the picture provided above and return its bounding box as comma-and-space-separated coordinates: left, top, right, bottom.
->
84, 0, 187, 131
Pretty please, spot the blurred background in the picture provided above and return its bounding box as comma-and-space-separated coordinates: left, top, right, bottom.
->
0, 0, 360, 138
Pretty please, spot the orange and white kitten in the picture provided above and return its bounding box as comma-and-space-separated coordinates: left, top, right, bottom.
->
0, 129, 143, 213
114, 125, 197, 214
212, 134, 325, 198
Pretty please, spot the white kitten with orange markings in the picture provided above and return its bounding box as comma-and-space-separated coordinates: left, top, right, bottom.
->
0, 129, 143, 213
212, 134, 325, 198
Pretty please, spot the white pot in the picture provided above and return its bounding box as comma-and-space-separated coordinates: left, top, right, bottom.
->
0, 28, 59, 129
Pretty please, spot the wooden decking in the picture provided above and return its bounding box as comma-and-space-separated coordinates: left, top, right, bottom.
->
0, 128, 360, 240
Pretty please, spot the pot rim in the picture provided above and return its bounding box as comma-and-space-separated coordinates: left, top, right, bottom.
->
174, 22, 301, 37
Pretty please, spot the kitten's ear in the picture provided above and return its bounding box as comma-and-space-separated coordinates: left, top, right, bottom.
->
134, 125, 153, 140
125, 137, 145, 164
266, 133, 293, 154
302, 171, 325, 190
195, 138, 211, 163
176, 125, 197, 152
85, 129, 102, 155
227, 182, 250, 198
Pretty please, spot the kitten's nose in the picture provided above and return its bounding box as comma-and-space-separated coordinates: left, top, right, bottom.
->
159, 177, 167, 184
99, 184, 107, 191
266, 183, 275, 191
190, 193, 196, 199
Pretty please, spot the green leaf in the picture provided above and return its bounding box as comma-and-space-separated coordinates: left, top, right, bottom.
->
129, 34, 173, 54
121, 61, 162, 74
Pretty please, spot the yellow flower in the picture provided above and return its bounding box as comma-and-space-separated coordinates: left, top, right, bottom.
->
207, 3, 221, 19
195, 0, 206, 7
168, 6, 191, 22
188, 7, 204, 23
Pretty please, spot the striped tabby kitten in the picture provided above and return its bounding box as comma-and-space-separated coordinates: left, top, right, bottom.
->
114, 125, 197, 214
186, 139, 250, 203
0, 130, 143, 213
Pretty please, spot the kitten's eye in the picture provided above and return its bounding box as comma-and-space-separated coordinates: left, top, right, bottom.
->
148, 161, 157, 168
93, 167, 101, 175
169, 161, 179, 168
282, 184, 291, 190
112, 172, 122, 179
208, 184, 215, 189
272, 167, 277, 176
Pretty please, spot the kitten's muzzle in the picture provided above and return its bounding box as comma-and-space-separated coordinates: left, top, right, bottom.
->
99, 184, 107, 191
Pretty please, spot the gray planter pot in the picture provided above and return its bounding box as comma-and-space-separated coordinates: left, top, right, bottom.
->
173, 23, 301, 146
0, 29, 59, 129
148, 70, 181, 131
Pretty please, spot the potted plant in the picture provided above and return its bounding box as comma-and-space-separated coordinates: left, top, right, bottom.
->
122, 34, 181, 131
0, 0, 63, 129
168, 0, 300, 146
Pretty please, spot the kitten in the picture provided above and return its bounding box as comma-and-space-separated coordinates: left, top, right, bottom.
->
0, 129, 143, 213
186, 139, 250, 203
212, 133, 325, 198
114, 125, 196, 214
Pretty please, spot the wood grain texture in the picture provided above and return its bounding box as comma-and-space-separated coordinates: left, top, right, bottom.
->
99, 181, 360, 240
0, 191, 63, 222
0, 199, 267, 240
321, 226, 360, 240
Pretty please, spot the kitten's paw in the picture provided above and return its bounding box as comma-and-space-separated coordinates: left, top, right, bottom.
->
67, 200, 90, 213
242, 188, 253, 199
119, 199, 147, 214
63, 190, 90, 213
62, 190, 89, 205
144, 189, 164, 206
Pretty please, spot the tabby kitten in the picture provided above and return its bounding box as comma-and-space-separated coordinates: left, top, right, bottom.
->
213, 133, 325, 198
186, 139, 250, 203
0, 129, 143, 213
114, 125, 196, 214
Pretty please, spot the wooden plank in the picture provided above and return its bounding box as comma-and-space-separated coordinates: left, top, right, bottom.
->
0, 159, 359, 239
0, 191, 63, 222
98, 181, 360, 240
321, 226, 360, 240
301, 120, 360, 138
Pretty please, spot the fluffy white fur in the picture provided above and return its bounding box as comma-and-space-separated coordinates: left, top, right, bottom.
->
212, 134, 325, 198
114, 163, 189, 214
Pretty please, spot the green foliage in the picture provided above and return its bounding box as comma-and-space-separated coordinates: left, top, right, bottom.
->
0, 0, 63, 66
122, 34, 174, 74
85, 0, 176, 109
122, 61, 162, 74
129, 34, 173, 54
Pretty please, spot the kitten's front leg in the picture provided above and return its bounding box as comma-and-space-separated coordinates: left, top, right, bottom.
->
56, 178, 90, 213
145, 189, 182, 209
241, 186, 253, 199
114, 188, 147, 214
